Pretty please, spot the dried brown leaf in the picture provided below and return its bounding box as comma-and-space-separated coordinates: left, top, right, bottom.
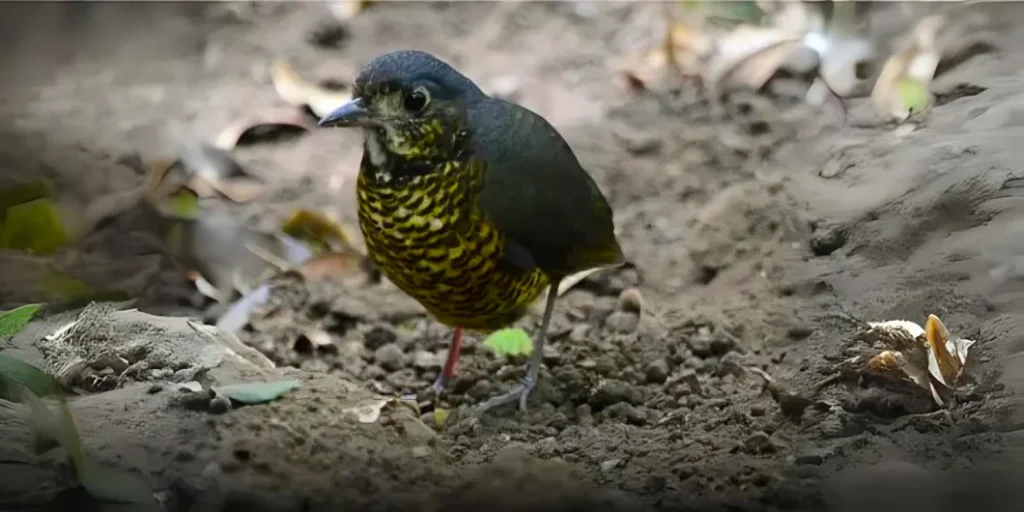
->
213, 109, 312, 151
294, 252, 374, 288
271, 60, 351, 119
704, 26, 803, 94
925, 314, 960, 388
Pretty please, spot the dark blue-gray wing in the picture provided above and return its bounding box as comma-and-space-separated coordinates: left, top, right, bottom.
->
469, 99, 623, 276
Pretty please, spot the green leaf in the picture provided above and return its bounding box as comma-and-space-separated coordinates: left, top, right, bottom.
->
0, 354, 60, 399
482, 328, 534, 357
0, 198, 70, 253
215, 379, 300, 404
162, 191, 200, 219
0, 303, 41, 336
80, 461, 158, 506
896, 78, 930, 115
0, 179, 55, 215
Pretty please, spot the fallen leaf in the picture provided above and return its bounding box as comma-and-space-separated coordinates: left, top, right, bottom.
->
327, 0, 374, 21
0, 354, 61, 400
271, 60, 351, 119
0, 179, 55, 215
924, 314, 969, 389
280, 208, 358, 254
212, 110, 312, 151
79, 461, 158, 506
482, 327, 533, 357
871, 14, 947, 121
704, 26, 803, 94
0, 303, 41, 337
215, 283, 273, 333
0, 198, 70, 254
294, 252, 374, 287
215, 380, 300, 404
344, 397, 390, 424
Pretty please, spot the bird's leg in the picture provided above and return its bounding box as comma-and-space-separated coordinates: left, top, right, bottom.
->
431, 327, 464, 394
475, 278, 561, 414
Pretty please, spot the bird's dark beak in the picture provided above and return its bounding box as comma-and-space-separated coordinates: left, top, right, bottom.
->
318, 97, 369, 128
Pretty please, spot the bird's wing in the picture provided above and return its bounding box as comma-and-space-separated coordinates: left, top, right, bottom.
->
468, 99, 624, 276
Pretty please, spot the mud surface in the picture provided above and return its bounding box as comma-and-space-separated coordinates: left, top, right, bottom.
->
3, 2, 1024, 511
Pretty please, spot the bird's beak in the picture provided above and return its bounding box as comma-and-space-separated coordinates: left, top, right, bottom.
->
318, 97, 369, 128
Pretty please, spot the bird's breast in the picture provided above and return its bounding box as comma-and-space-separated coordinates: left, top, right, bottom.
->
355, 162, 547, 329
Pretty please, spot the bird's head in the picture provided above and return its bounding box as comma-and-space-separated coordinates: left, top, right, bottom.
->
318, 50, 486, 164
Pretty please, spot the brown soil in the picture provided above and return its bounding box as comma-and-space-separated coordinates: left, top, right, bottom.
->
3, 2, 1024, 511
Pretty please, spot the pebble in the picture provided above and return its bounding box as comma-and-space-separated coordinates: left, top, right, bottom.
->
466, 379, 493, 400
373, 343, 405, 372
364, 327, 397, 351
749, 403, 768, 417
687, 328, 714, 357
795, 452, 825, 465
605, 402, 648, 426
568, 324, 592, 343
605, 311, 639, 333
644, 358, 670, 384
593, 379, 642, 407
208, 395, 232, 414
744, 431, 772, 454
600, 459, 623, 472
535, 436, 559, 454
412, 350, 443, 371
542, 344, 562, 366
679, 369, 702, 396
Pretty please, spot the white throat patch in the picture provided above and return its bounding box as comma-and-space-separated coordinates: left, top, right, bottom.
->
364, 129, 392, 183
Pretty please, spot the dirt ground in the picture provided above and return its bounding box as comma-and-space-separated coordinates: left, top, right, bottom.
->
5, 2, 1024, 511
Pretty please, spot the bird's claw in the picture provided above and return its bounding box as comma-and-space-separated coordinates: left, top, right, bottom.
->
473, 375, 537, 415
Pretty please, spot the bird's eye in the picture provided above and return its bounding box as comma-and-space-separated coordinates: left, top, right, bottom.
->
402, 87, 430, 112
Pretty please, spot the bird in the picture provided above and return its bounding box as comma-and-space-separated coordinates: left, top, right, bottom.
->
318, 50, 624, 413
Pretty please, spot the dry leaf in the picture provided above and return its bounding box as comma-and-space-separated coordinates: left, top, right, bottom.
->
871, 14, 947, 121
621, 21, 710, 92
344, 398, 390, 424
294, 252, 374, 287
212, 109, 312, 151
327, 0, 373, 21
704, 26, 804, 94
271, 60, 351, 119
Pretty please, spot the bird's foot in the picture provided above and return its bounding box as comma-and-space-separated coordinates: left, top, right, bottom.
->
430, 375, 450, 396
473, 374, 537, 415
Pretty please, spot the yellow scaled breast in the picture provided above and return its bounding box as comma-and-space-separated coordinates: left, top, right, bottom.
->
355, 162, 548, 330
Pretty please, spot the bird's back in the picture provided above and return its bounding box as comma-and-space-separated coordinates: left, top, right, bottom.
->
468, 98, 624, 277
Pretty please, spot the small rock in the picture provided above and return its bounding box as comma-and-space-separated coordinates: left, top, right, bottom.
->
546, 412, 570, 430
364, 327, 397, 351
605, 311, 639, 333
709, 336, 736, 356
411, 445, 432, 458
685, 356, 706, 372
678, 369, 702, 396
749, 404, 768, 417
412, 350, 443, 371
810, 223, 847, 256
795, 452, 826, 465
147, 383, 163, 394
687, 328, 713, 357
605, 402, 648, 426
569, 324, 592, 343
466, 379, 493, 400
542, 344, 562, 366
715, 353, 745, 378
373, 343, 405, 372
535, 436, 559, 454
592, 380, 642, 408
395, 414, 437, 443
744, 431, 772, 454
363, 365, 386, 380
644, 358, 670, 384
616, 287, 643, 313
600, 459, 622, 472
768, 431, 792, 452
208, 395, 232, 414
